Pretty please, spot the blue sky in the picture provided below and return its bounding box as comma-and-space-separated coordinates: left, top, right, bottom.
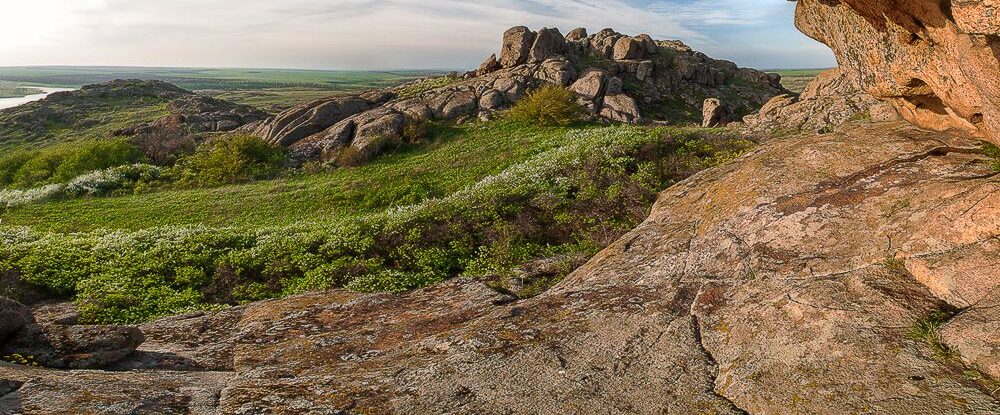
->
0, 0, 835, 70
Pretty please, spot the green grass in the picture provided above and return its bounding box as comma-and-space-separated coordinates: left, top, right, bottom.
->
981, 141, 1000, 172
0, 122, 580, 231
0, 98, 170, 150
0, 121, 755, 323
907, 310, 959, 360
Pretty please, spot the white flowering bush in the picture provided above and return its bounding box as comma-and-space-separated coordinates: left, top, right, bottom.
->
0, 125, 756, 324
0, 164, 164, 208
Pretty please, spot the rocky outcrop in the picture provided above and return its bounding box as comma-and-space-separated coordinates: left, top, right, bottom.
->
248, 27, 786, 164
3, 122, 997, 413
743, 68, 900, 135
2, 323, 143, 369
794, 0, 1000, 145
117, 95, 268, 137
0, 298, 33, 342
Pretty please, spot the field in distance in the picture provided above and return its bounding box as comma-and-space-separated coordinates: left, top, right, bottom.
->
770, 68, 829, 93
0, 66, 445, 110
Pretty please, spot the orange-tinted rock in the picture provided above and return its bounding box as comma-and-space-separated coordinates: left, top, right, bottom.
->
795, 0, 1000, 144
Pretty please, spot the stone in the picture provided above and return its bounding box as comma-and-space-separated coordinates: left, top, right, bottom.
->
438, 90, 479, 119
636, 60, 655, 82
701, 98, 731, 127
600, 94, 641, 123
794, 0, 1000, 145
566, 27, 588, 41
570, 70, 606, 101
0, 365, 231, 415
109, 307, 247, 371
536, 58, 576, 86
743, 68, 899, 135
477, 53, 501, 76
0, 297, 33, 342
605, 76, 624, 95
2, 324, 144, 369
252, 96, 372, 147
613, 37, 645, 60
941, 290, 1000, 379
528, 27, 567, 63
479, 89, 506, 111
500, 26, 536, 68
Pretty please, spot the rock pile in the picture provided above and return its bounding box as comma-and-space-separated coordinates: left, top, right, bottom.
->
246, 26, 787, 163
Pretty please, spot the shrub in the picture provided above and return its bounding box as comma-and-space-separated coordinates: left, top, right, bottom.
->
507, 85, 585, 127
0, 140, 141, 189
174, 133, 287, 186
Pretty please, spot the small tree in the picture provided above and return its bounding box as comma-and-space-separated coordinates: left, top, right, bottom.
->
507, 85, 584, 126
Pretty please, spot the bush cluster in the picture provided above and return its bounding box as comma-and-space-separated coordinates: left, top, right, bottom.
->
507, 85, 585, 127
0, 125, 755, 324
0, 140, 141, 189
170, 133, 288, 187
0, 134, 287, 208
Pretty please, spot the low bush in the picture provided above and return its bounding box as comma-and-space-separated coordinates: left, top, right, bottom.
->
172, 133, 287, 187
507, 85, 585, 127
0, 140, 141, 189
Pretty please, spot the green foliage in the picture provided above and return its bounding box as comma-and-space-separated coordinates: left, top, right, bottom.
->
0, 139, 140, 189
981, 141, 1000, 172
907, 310, 959, 360
0, 123, 757, 324
172, 134, 287, 187
507, 86, 585, 127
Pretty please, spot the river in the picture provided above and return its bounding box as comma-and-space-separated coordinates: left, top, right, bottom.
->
0, 86, 77, 111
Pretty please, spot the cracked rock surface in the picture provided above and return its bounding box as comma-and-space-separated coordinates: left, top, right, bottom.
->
2, 120, 997, 414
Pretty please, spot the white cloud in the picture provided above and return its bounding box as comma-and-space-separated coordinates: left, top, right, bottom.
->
0, 0, 834, 70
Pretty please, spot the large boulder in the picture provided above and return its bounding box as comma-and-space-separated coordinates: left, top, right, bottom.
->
527, 28, 567, 63
2, 324, 144, 369
477, 53, 500, 76
565, 27, 588, 42
613, 37, 646, 60
0, 298, 33, 342
794, 0, 1000, 145
252, 96, 373, 147
500, 26, 537, 68
701, 98, 731, 127
570, 70, 606, 101
600, 93, 641, 123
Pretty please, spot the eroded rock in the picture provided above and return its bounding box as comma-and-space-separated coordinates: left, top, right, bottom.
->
794, 0, 1000, 144
2, 324, 144, 369
702, 98, 730, 127
744, 68, 899, 135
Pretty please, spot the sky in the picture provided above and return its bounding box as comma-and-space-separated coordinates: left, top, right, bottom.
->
0, 0, 836, 71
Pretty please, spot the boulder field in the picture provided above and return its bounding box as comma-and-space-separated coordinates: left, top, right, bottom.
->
244, 27, 787, 163
2, 2, 1000, 414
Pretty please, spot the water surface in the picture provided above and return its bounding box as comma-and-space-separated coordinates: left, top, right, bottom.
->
0, 87, 77, 111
